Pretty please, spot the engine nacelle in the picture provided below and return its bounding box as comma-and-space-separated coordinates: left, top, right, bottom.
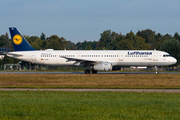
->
93, 63, 112, 71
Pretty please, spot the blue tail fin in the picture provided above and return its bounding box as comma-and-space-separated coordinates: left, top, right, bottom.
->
9, 27, 36, 51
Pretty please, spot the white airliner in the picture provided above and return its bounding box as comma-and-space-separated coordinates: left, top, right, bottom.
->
7, 27, 177, 74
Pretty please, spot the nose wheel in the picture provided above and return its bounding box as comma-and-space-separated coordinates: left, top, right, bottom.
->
155, 71, 159, 74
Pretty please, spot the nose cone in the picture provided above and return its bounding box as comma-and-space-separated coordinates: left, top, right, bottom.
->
172, 57, 177, 65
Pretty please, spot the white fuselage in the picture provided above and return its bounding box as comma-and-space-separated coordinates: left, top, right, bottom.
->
7, 50, 177, 67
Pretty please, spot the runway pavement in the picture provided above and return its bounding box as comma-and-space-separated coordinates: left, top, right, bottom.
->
0, 71, 180, 74
0, 88, 180, 93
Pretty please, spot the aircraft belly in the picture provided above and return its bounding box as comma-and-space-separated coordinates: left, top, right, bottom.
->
117, 61, 160, 66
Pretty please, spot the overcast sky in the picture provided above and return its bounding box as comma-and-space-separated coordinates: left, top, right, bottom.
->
1, 0, 180, 43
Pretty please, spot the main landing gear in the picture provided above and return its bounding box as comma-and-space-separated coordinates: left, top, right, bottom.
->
84, 69, 90, 74
84, 69, 97, 74
92, 70, 97, 74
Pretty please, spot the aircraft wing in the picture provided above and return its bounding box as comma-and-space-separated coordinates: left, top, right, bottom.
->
61, 56, 103, 62
60, 56, 104, 66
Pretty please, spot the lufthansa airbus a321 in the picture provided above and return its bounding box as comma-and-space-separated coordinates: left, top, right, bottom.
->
7, 27, 177, 74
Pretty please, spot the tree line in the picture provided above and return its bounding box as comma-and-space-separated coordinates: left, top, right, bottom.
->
0, 29, 180, 65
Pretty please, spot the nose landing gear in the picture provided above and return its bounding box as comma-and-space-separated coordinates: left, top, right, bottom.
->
155, 66, 159, 74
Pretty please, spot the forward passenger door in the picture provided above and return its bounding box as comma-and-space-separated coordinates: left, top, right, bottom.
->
153, 52, 158, 61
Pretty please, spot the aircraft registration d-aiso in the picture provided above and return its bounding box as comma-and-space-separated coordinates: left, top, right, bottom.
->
7, 27, 177, 74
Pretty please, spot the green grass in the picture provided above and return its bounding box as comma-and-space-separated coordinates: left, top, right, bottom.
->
0, 91, 180, 120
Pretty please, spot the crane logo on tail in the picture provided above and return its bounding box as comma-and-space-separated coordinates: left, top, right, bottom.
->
13, 34, 23, 45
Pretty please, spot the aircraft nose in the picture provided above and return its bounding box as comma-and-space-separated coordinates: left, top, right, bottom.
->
172, 57, 177, 64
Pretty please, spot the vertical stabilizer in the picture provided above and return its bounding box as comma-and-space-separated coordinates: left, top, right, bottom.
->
9, 27, 36, 51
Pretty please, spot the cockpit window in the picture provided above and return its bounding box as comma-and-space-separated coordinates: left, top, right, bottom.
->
163, 54, 171, 57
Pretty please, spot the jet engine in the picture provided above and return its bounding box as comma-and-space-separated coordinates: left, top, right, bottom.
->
93, 62, 112, 71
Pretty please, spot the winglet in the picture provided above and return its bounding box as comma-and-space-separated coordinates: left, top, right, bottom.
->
9, 27, 36, 51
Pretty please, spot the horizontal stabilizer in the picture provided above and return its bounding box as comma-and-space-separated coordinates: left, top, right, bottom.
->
7, 52, 23, 57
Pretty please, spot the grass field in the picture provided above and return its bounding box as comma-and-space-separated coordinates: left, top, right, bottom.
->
0, 91, 179, 120
1, 74, 180, 119
0, 74, 180, 89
